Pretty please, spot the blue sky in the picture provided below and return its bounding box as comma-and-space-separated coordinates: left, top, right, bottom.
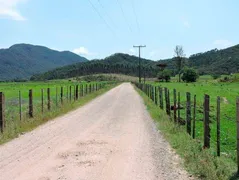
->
0, 0, 239, 60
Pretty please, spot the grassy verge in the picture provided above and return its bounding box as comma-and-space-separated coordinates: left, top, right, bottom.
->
134, 86, 238, 180
0, 83, 119, 145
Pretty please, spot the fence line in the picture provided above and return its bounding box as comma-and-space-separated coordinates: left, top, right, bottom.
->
0, 82, 111, 136
133, 82, 239, 174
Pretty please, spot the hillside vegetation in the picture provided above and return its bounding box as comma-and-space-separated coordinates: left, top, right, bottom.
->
31, 44, 239, 81
31, 53, 158, 80
0, 44, 88, 81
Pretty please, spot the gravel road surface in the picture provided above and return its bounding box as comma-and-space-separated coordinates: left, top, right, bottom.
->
0, 83, 192, 180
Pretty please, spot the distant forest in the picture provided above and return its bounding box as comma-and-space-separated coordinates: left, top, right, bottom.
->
31, 44, 239, 81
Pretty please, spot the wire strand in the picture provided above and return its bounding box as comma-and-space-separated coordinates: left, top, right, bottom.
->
116, 0, 132, 33
87, 0, 116, 36
131, 0, 140, 33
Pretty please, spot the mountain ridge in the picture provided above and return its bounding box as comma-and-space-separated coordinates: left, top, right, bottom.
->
31, 44, 239, 80
0, 44, 88, 80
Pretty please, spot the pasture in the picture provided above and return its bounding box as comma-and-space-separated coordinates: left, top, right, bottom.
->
152, 80, 239, 162
0, 80, 113, 144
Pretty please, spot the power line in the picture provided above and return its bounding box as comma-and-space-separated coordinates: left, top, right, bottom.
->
131, 0, 140, 32
133, 45, 146, 83
97, 0, 117, 28
116, 0, 132, 33
87, 0, 115, 36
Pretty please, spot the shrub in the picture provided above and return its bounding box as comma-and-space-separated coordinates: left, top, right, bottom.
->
182, 68, 199, 82
157, 69, 171, 82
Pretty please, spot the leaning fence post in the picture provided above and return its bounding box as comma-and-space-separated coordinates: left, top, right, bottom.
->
186, 92, 191, 135
47, 88, 51, 111
173, 89, 177, 123
204, 94, 210, 148
0, 92, 5, 133
29, 89, 33, 118
19, 90, 22, 121
217, 96, 220, 157
193, 95, 196, 139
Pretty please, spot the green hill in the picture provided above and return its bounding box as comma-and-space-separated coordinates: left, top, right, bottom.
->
30, 53, 159, 80
0, 44, 88, 81
188, 45, 239, 75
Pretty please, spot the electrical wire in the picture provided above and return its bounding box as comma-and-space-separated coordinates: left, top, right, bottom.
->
131, 0, 140, 33
87, 0, 116, 36
97, 0, 117, 28
116, 0, 132, 33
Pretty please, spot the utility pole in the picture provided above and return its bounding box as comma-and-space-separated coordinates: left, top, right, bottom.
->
133, 45, 146, 83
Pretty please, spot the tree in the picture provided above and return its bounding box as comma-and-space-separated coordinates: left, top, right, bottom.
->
182, 68, 199, 82
174, 45, 185, 82
157, 69, 171, 82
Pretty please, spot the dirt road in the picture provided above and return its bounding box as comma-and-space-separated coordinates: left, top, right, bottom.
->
0, 83, 191, 180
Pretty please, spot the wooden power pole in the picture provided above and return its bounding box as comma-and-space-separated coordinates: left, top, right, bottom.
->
133, 45, 146, 83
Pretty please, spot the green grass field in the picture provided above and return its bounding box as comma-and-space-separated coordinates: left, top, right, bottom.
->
0, 80, 115, 144
135, 84, 237, 179
150, 80, 239, 163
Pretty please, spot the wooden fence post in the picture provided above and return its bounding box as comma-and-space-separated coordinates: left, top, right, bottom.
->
217, 96, 220, 157
66, 86, 69, 101
89, 84, 92, 94
86, 84, 88, 95
155, 86, 158, 105
0, 92, 5, 133
164, 88, 168, 114
186, 92, 191, 135
159, 87, 163, 109
173, 89, 177, 123
193, 95, 196, 139
19, 90, 22, 121
178, 92, 180, 124
29, 89, 33, 118
76, 85, 79, 100
70, 86, 72, 102
81, 84, 84, 97
56, 87, 58, 107
74, 85, 76, 101
61, 87, 63, 105
167, 89, 170, 117
41, 89, 44, 113
47, 88, 51, 111
204, 94, 210, 148
237, 97, 239, 174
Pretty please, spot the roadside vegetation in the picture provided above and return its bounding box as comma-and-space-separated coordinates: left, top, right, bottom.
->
0, 81, 118, 144
135, 86, 237, 180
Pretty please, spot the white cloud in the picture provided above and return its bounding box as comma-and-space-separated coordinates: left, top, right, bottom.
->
73, 47, 89, 55
0, 0, 27, 21
129, 48, 136, 55
213, 39, 233, 49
